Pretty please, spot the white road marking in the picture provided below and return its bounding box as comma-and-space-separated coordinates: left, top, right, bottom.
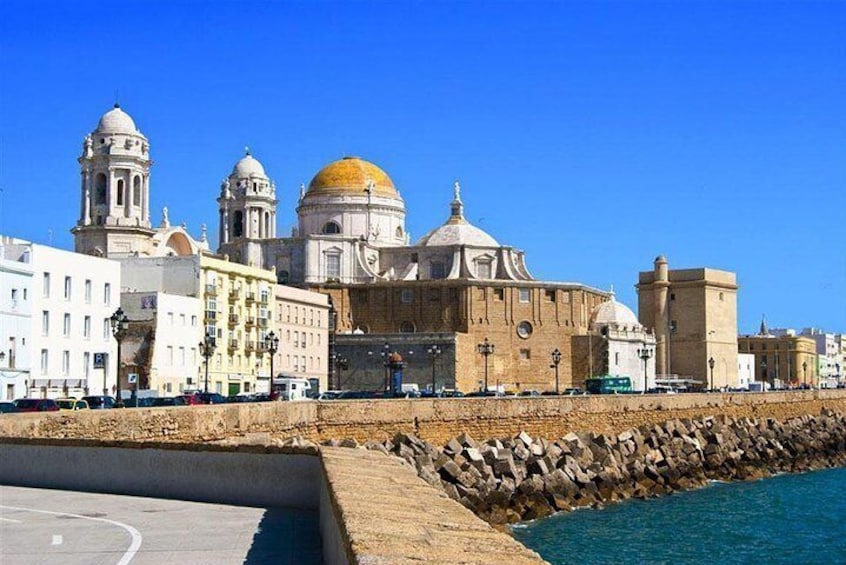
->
0, 517, 22, 523
52, 534, 63, 545
0, 505, 142, 564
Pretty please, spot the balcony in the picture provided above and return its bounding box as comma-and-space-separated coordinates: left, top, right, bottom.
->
259, 318, 268, 328
205, 284, 217, 296
245, 292, 256, 304
260, 295, 269, 305
246, 340, 267, 353
246, 316, 256, 327
228, 290, 238, 303
228, 314, 239, 326
228, 340, 239, 351
204, 311, 217, 322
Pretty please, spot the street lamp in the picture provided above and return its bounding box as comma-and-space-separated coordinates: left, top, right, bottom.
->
199, 332, 216, 394
427, 344, 442, 393
550, 348, 562, 394
265, 331, 280, 387
332, 354, 349, 390
110, 307, 129, 402
476, 338, 495, 392
802, 360, 808, 388
381, 342, 391, 392
637, 346, 653, 393
708, 356, 716, 392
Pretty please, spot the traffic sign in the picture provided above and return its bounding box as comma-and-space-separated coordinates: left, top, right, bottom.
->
93, 353, 106, 368
128, 373, 138, 384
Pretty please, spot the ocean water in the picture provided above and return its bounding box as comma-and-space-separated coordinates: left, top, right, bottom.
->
512, 467, 846, 565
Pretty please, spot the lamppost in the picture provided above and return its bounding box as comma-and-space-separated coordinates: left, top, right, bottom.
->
637, 346, 653, 393
199, 332, 216, 394
476, 338, 495, 392
550, 348, 562, 394
802, 360, 808, 388
381, 342, 391, 392
761, 358, 768, 391
708, 356, 716, 391
110, 307, 129, 402
332, 353, 349, 390
265, 331, 279, 389
427, 344, 442, 393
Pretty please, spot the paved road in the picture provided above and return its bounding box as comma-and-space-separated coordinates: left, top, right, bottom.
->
0, 485, 321, 564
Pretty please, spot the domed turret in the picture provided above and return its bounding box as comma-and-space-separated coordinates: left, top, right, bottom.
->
416, 181, 499, 247
232, 150, 267, 178
95, 104, 138, 134
591, 291, 641, 330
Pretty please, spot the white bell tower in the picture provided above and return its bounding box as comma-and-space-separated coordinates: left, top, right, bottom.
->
72, 104, 155, 257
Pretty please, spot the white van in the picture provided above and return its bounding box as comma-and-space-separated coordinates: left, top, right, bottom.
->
272, 377, 313, 401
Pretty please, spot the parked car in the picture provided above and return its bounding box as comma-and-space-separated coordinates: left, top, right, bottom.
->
55, 398, 89, 411
465, 391, 505, 398
317, 390, 346, 400
177, 393, 203, 406
196, 392, 227, 404
0, 401, 19, 414
151, 396, 186, 407
81, 395, 116, 409
13, 398, 60, 412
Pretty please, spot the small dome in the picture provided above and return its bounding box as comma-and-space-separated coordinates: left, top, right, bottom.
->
307, 156, 398, 198
592, 294, 640, 328
416, 222, 499, 247
96, 104, 138, 134
232, 150, 267, 178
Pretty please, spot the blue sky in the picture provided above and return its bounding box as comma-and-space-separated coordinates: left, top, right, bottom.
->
1, 1, 843, 334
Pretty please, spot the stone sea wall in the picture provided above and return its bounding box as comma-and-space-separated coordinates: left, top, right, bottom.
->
342, 409, 846, 526
2, 390, 846, 446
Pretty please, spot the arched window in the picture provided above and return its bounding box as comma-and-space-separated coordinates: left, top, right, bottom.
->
395, 226, 403, 238
322, 221, 341, 235
95, 173, 107, 204
264, 211, 271, 238
233, 211, 244, 238
116, 179, 124, 206
476, 259, 492, 279
133, 176, 141, 206
400, 321, 416, 334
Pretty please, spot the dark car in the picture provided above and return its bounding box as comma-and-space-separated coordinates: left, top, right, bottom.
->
151, 397, 186, 407
0, 401, 20, 414
13, 398, 60, 412
81, 395, 116, 410
196, 392, 227, 404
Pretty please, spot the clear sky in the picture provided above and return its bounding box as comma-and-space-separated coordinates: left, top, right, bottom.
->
1, 1, 843, 334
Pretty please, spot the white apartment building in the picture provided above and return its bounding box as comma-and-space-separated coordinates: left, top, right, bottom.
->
0, 237, 120, 399
275, 285, 330, 392
737, 353, 755, 390
0, 242, 33, 400
120, 291, 203, 396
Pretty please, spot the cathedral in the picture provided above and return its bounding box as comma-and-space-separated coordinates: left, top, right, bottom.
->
72, 104, 644, 393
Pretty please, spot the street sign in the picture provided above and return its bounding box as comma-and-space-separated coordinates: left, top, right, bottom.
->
93, 353, 106, 369
127, 373, 138, 384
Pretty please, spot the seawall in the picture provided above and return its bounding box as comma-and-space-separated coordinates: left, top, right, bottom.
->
2, 390, 846, 446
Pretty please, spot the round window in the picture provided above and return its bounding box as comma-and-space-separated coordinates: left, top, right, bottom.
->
517, 321, 533, 339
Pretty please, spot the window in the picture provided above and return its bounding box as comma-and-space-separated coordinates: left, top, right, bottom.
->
167, 346, 174, 365
517, 320, 533, 339
42, 311, 49, 336
116, 179, 125, 206
322, 221, 341, 235
719, 292, 724, 301
64, 276, 72, 300
104, 283, 111, 305
84, 280, 92, 303
180, 314, 186, 326
233, 211, 244, 238
133, 176, 141, 206
83, 352, 90, 377
179, 347, 185, 366
84, 316, 91, 339
477, 260, 492, 280
326, 254, 341, 280
545, 289, 556, 302
63, 313, 71, 337
401, 289, 413, 304
400, 321, 415, 333
40, 349, 48, 375
191, 315, 197, 326
95, 173, 107, 204
519, 289, 530, 303
294, 331, 299, 347
62, 351, 70, 376
167, 312, 174, 325
103, 318, 110, 339
614, 352, 620, 366
43, 273, 50, 298
519, 349, 531, 360
494, 288, 504, 301
430, 261, 446, 280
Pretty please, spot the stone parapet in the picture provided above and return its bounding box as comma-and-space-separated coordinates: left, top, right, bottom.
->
2, 390, 846, 446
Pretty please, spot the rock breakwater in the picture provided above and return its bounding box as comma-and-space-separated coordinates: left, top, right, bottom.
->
326, 409, 846, 525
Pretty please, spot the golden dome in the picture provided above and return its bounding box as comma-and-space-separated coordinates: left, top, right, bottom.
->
307, 156, 398, 198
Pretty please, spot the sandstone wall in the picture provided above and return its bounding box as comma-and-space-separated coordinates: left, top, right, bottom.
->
2, 390, 845, 446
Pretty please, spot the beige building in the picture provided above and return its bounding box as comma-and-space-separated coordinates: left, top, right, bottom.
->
274, 285, 330, 392
738, 327, 818, 389
637, 256, 739, 389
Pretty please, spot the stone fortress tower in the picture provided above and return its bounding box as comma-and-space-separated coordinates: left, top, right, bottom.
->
72, 104, 154, 257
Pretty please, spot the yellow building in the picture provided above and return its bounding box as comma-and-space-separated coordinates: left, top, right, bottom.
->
738, 322, 818, 388
200, 255, 276, 396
